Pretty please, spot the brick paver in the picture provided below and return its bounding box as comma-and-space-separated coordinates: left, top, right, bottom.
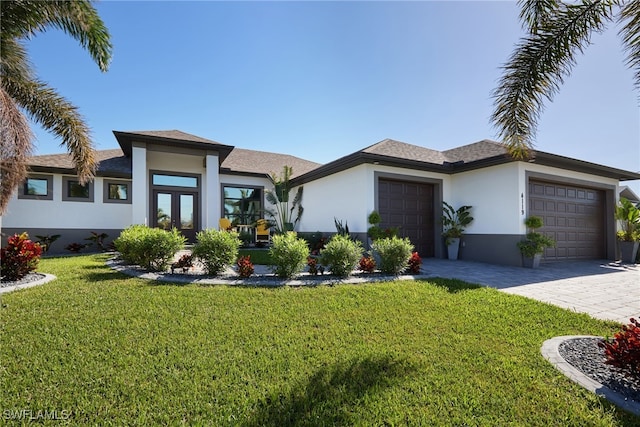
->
423, 259, 640, 324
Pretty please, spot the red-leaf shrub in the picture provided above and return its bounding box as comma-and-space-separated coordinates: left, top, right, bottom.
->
1, 233, 43, 282
237, 256, 254, 278
359, 256, 376, 273
599, 318, 640, 377
408, 252, 422, 274
307, 257, 319, 275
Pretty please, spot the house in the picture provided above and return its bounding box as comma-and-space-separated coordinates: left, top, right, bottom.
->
2, 130, 639, 266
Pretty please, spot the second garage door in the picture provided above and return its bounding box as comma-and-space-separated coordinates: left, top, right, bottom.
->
529, 180, 605, 260
378, 179, 435, 257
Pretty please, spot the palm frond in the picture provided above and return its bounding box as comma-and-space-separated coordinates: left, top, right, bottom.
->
1, 0, 112, 71
3, 75, 97, 184
619, 0, 640, 91
0, 87, 33, 213
518, 0, 562, 33
492, 0, 615, 159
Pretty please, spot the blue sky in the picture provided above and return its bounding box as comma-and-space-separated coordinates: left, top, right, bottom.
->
26, 1, 639, 193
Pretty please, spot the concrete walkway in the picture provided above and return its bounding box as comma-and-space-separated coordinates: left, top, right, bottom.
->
421, 259, 640, 324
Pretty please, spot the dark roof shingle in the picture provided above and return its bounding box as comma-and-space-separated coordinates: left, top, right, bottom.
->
221, 148, 321, 177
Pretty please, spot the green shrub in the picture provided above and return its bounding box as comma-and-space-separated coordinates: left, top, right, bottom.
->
269, 232, 310, 278
372, 236, 414, 274
320, 234, 363, 277
114, 225, 185, 272
192, 229, 241, 275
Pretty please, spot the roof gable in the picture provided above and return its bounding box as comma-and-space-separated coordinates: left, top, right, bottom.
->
363, 139, 449, 164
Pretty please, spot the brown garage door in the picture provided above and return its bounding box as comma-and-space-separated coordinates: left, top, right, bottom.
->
378, 179, 435, 257
529, 180, 605, 260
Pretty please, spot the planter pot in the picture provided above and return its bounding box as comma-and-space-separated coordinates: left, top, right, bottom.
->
447, 238, 460, 260
618, 241, 639, 264
522, 253, 542, 268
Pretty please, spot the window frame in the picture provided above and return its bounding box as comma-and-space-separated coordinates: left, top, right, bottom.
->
18, 174, 54, 200
222, 185, 264, 226
103, 179, 132, 204
62, 176, 94, 202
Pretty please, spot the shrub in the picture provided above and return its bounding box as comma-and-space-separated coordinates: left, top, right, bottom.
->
66, 242, 88, 253
114, 225, 186, 272
320, 234, 363, 277
86, 231, 109, 251
599, 318, 640, 378
269, 232, 310, 279
171, 254, 194, 273
307, 257, 320, 275
192, 229, 241, 275
408, 252, 422, 274
359, 255, 376, 273
1, 233, 43, 282
35, 234, 61, 254
236, 256, 254, 278
372, 236, 414, 274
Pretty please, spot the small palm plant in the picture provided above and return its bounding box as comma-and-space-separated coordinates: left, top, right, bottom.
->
265, 166, 303, 234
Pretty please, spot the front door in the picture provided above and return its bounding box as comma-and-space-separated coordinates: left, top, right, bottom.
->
153, 190, 198, 242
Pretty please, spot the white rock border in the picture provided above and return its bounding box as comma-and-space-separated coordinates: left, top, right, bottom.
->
0, 274, 57, 294
541, 336, 640, 417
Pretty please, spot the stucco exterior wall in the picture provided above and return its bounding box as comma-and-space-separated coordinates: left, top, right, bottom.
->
3, 175, 132, 230
299, 164, 451, 234
450, 162, 522, 235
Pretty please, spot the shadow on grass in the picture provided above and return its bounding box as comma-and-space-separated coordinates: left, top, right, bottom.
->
416, 277, 482, 293
84, 270, 136, 283
244, 355, 416, 426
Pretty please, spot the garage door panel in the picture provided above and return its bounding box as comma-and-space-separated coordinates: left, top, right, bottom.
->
379, 179, 434, 257
529, 180, 604, 260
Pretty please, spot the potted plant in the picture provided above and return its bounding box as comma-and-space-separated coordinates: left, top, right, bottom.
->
517, 216, 555, 268
442, 202, 473, 260
615, 197, 640, 263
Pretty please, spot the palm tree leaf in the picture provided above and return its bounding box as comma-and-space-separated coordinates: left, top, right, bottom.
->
492, 0, 614, 159
3, 75, 97, 184
619, 0, 640, 91
518, 0, 561, 33
1, 0, 112, 71
0, 87, 33, 213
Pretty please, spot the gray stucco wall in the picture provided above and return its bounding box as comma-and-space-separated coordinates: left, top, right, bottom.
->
2, 228, 122, 255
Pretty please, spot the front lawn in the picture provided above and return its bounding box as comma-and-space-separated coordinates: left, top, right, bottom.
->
1, 255, 636, 425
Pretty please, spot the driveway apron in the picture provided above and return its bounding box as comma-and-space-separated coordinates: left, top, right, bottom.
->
422, 259, 639, 324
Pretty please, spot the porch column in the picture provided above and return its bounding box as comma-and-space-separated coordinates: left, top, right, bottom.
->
131, 144, 148, 225
205, 152, 220, 230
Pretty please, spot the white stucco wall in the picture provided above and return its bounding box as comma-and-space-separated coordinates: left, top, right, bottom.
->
450, 163, 522, 235
450, 161, 620, 235
2, 175, 132, 229
299, 165, 370, 233
299, 164, 451, 233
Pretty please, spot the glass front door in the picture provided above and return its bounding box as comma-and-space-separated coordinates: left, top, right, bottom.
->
153, 190, 198, 242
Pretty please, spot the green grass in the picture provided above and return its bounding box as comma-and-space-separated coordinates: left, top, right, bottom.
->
1, 254, 637, 425
238, 248, 274, 265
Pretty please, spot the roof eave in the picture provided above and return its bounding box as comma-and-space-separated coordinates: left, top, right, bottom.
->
531, 151, 640, 181
113, 131, 235, 164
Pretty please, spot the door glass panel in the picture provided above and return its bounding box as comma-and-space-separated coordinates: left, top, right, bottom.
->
157, 193, 172, 230
180, 194, 194, 229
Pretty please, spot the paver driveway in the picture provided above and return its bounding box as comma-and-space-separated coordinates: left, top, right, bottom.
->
422, 259, 640, 324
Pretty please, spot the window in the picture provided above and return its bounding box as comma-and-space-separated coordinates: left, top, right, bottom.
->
223, 186, 262, 225
62, 176, 94, 202
18, 175, 53, 200
152, 173, 198, 188
103, 180, 131, 204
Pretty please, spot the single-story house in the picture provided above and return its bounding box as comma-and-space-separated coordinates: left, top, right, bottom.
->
2, 129, 639, 266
